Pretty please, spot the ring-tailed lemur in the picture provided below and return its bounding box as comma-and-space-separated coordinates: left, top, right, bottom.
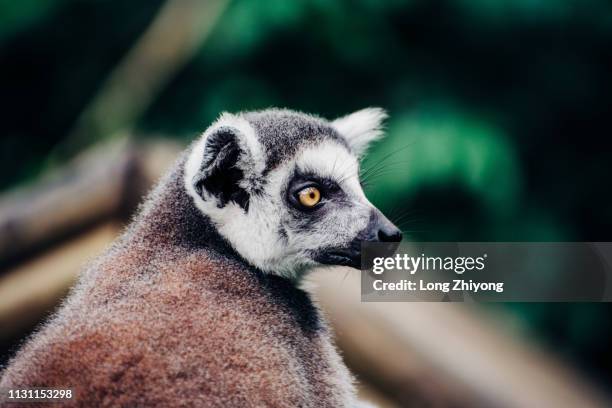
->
0, 108, 401, 407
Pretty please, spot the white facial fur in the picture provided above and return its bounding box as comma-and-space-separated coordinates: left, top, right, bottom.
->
184, 110, 387, 279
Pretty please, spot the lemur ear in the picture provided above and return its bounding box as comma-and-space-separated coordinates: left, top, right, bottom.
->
332, 107, 388, 157
186, 113, 264, 211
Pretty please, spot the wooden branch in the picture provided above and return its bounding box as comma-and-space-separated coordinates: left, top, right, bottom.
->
309, 269, 611, 408
0, 139, 182, 267
0, 141, 133, 265
0, 223, 120, 341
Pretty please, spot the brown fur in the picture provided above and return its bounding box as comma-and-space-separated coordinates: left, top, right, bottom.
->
0, 154, 357, 407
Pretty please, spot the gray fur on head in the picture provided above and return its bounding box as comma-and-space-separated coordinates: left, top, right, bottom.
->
184, 108, 398, 279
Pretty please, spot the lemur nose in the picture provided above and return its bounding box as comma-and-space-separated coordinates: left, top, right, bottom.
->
377, 225, 403, 243
368, 209, 403, 243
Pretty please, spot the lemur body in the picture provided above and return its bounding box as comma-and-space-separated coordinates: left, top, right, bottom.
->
1, 109, 401, 407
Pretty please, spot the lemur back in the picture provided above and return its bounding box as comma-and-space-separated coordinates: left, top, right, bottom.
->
0, 109, 401, 407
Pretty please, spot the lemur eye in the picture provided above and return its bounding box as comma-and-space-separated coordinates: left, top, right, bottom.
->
297, 187, 321, 208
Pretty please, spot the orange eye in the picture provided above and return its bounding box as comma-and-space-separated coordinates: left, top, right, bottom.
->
297, 187, 321, 208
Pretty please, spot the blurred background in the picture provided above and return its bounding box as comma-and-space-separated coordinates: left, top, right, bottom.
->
1, 0, 612, 406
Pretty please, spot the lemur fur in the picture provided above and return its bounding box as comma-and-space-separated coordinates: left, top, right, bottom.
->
1, 108, 401, 407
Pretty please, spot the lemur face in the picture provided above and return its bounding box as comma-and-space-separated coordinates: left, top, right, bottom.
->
185, 108, 401, 279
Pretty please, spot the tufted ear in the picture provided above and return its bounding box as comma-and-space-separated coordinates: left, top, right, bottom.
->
185, 113, 264, 211
332, 107, 388, 157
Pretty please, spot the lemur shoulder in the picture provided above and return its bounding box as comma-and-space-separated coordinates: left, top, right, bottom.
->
0, 108, 401, 407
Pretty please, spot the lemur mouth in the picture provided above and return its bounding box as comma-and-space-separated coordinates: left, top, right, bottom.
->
315, 248, 361, 269
316, 239, 401, 270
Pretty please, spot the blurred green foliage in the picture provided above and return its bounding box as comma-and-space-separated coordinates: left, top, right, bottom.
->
1, 0, 612, 387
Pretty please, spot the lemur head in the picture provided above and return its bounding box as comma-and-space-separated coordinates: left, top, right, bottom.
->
184, 108, 401, 279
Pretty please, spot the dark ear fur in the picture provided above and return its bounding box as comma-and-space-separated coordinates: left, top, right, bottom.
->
193, 127, 250, 211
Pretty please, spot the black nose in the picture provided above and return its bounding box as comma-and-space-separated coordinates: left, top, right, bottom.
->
377, 224, 403, 243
